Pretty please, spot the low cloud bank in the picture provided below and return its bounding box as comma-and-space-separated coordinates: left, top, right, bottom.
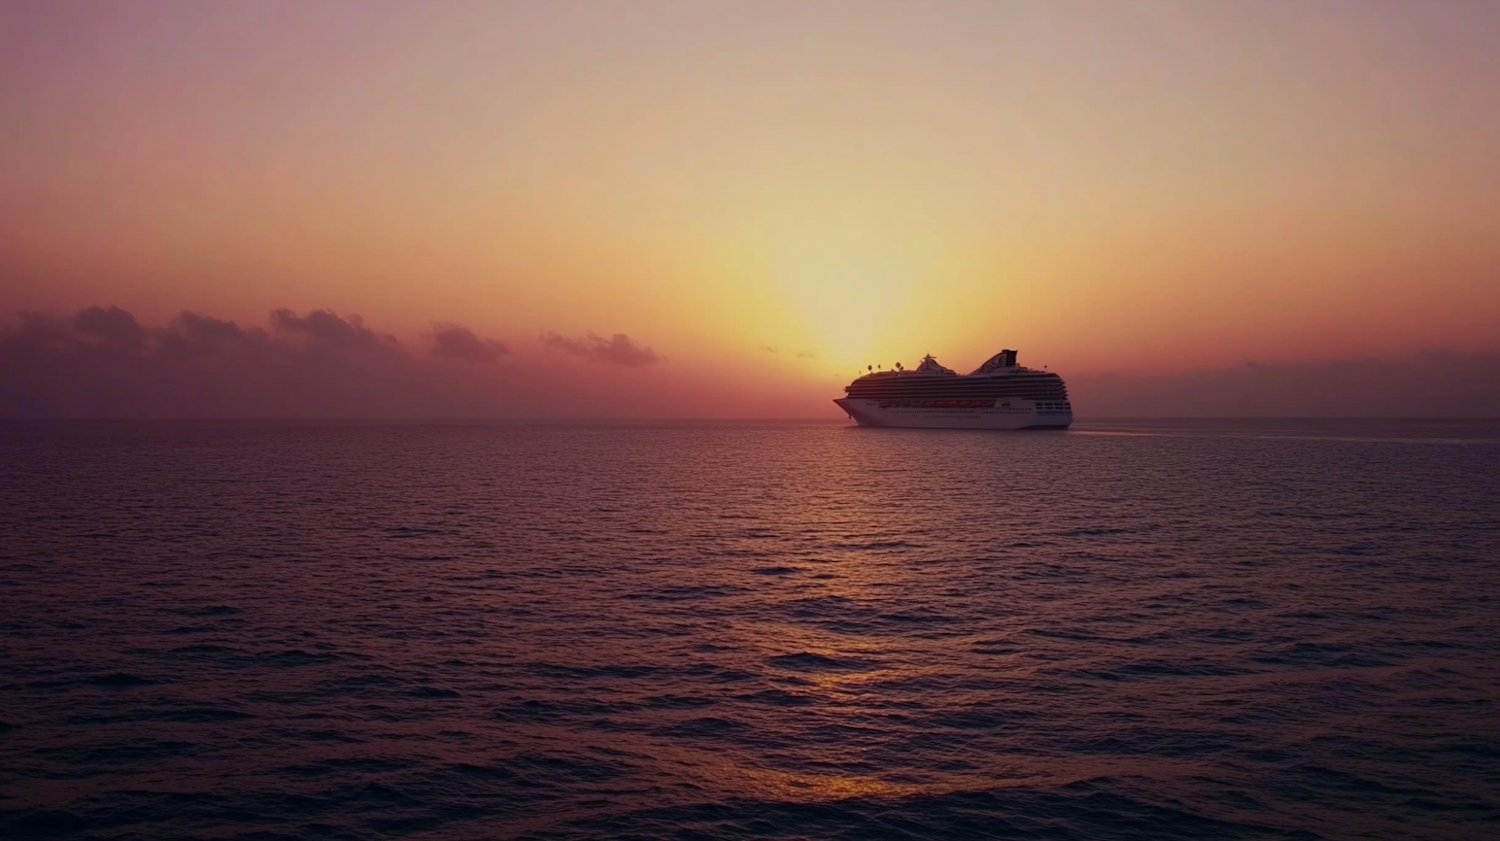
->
4, 306, 1495, 418
0, 306, 670, 418
1071, 351, 1500, 417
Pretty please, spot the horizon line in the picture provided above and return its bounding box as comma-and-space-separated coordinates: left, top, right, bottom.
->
3, 416, 1498, 423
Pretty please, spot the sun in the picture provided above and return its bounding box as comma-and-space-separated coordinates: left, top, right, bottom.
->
770, 235, 929, 371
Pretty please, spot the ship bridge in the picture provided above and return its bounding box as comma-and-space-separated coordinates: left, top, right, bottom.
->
911, 354, 956, 376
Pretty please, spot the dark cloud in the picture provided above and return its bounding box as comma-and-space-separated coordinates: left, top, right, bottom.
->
1070, 351, 1500, 417
269, 308, 403, 356
0, 307, 492, 417
72, 305, 148, 351
3, 307, 149, 358
430, 324, 510, 363
0, 306, 683, 418
540, 331, 662, 367
156, 312, 262, 359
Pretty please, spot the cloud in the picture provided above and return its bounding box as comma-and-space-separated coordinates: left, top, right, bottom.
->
271, 308, 395, 347
1, 307, 477, 417
430, 324, 510, 363
157, 311, 262, 359
0, 306, 690, 418
540, 331, 662, 367
72, 305, 148, 351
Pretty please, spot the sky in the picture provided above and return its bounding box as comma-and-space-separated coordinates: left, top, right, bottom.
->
2, 0, 1498, 417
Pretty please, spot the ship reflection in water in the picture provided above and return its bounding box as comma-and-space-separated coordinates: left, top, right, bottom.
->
2, 419, 1497, 840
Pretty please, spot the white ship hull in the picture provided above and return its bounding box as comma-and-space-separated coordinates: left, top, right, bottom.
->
835, 398, 1072, 430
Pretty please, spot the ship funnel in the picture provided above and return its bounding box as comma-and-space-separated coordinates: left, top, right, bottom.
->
968, 349, 1020, 375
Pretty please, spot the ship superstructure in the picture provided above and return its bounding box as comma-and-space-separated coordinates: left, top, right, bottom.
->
834, 350, 1072, 429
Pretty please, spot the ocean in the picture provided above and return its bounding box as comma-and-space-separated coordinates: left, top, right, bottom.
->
2, 419, 1497, 840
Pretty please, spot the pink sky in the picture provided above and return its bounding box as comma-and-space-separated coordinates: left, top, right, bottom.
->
2, 1, 1498, 416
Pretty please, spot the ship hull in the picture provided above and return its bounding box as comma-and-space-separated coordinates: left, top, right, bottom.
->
834, 398, 1072, 430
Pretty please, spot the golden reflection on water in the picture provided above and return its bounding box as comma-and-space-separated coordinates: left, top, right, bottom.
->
728, 763, 919, 802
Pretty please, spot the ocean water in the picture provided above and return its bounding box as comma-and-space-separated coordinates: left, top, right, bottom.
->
2, 418, 1498, 840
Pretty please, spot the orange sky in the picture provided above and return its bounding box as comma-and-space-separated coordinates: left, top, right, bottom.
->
3, 0, 1499, 408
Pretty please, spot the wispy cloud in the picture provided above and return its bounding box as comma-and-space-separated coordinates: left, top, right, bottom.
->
539, 331, 662, 367
760, 346, 815, 359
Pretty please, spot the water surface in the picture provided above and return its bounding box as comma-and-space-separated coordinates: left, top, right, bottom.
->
2, 419, 1497, 839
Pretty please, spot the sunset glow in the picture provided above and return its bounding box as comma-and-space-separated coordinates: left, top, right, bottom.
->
3, 0, 1499, 416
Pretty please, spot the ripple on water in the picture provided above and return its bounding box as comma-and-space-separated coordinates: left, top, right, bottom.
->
1, 418, 1498, 840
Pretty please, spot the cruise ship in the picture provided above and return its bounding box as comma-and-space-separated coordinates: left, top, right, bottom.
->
834, 350, 1073, 429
